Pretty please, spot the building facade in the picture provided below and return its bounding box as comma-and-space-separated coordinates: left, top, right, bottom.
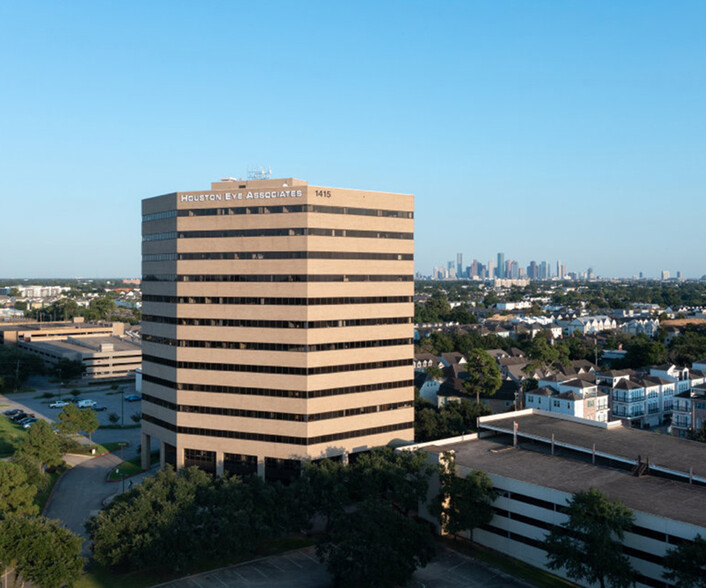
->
409, 410, 706, 588
140, 177, 415, 479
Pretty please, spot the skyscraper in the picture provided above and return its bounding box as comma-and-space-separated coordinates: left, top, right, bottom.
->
497, 252, 505, 279
456, 253, 463, 279
140, 177, 415, 480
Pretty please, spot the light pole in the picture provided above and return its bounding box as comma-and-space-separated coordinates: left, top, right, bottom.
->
115, 468, 125, 494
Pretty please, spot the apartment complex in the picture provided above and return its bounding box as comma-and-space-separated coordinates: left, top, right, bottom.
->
140, 177, 415, 479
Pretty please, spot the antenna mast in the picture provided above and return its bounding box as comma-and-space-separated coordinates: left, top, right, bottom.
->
246, 165, 271, 180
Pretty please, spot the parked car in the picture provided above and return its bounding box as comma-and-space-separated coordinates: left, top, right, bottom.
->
3, 409, 22, 417
21, 418, 38, 429
77, 399, 96, 408
16, 416, 36, 425
92, 405, 108, 412
124, 394, 142, 402
11, 412, 30, 422
49, 400, 70, 408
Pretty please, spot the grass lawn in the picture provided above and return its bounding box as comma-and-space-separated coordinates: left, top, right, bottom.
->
75, 536, 316, 588
108, 450, 159, 481
71, 441, 129, 456
441, 537, 577, 588
36, 466, 68, 512
0, 415, 27, 457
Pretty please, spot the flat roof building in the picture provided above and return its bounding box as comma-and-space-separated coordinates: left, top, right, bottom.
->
18, 335, 141, 382
141, 177, 414, 479
407, 410, 706, 588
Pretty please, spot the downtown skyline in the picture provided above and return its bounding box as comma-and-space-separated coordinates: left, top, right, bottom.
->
0, 1, 704, 279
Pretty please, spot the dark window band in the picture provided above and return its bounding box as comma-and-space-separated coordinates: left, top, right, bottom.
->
142, 295, 413, 306
142, 413, 413, 446
142, 392, 412, 422
143, 354, 412, 376
143, 274, 413, 283
143, 251, 413, 262
142, 334, 412, 352
143, 203, 413, 223
142, 373, 413, 399
143, 227, 413, 242
142, 315, 412, 329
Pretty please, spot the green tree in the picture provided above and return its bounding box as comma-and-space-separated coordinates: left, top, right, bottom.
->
79, 409, 99, 444
0, 462, 38, 517
10, 452, 49, 491
56, 403, 82, 436
316, 499, 435, 588
620, 335, 668, 369
87, 466, 287, 573
663, 533, 706, 587
16, 420, 63, 474
0, 515, 84, 588
311, 448, 437, 587
425, 365, 444, 379
543, 488, 635, 588
433, 453, 496, 540
53, 358, 85, 384
297, 458, 350, 531
463, 349, 502, 405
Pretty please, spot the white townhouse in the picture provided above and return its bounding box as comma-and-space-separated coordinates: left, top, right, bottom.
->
563, 315, 617, 335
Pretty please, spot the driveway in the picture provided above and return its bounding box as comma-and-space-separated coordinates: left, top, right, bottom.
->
43, 452, 157, 556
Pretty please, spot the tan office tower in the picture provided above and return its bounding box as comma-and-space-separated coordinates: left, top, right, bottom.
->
140, 177, 414, 481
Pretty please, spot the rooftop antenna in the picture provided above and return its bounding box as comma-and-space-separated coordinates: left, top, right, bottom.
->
247, 165, 271, 180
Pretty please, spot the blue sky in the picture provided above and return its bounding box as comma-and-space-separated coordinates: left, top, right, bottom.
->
0, 1, 704, 279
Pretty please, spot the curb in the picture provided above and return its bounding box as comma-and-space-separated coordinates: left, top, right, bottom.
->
41, 465, 71, 516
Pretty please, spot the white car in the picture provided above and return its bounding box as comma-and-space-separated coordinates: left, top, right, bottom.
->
49, 400, 70, 408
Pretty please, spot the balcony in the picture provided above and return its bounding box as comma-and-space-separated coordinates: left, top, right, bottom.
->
613, 395, 646, 403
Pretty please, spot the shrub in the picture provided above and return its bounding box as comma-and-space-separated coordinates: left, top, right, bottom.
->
108, 413, 120, 424
71, 389, 81, 397
130, 412, 142, 424
42, 392, 54, 399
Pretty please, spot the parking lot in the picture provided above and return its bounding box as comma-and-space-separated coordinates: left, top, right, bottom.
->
0, 379, 145, 451
154, 544, 535, 588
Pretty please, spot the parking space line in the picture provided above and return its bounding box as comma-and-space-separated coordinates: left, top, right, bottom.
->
283, 555, 303, 568
212, 574, 230, 588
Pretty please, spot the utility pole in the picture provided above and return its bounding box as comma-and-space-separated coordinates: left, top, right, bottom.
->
15, 360, 20, 392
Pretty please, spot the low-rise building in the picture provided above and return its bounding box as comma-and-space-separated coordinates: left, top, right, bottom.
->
18, 335, 141, 381
408, 410, 706, 588
672, 384, 706, 438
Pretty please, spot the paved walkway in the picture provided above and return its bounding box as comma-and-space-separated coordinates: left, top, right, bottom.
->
44, 452, 157, 556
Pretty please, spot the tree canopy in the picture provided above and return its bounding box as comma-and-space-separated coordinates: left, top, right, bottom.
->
432, 453, 496, 540
463, 349, 502, 405
663, 533, 706, 588
15, 420, 63, 474
0, 515, 84, 588
0, 462, 38, 517
415, 398, 490, 443
543, 488, 635, 588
